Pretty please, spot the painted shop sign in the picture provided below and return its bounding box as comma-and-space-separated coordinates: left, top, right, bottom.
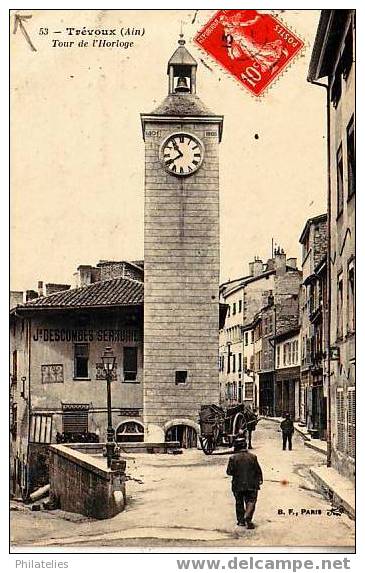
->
32, 328, 139, 343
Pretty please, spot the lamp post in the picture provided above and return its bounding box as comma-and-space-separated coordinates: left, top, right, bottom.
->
101, 346, 116, 468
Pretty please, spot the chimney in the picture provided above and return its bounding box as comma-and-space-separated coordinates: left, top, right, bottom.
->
10, 291, 23, 309
77, 265, 93, 287
252, 257, 263, 277
249, 262, 254, 276
45, 283, 71, 296
97, 261, 125, 281
287, 257, 297, 270
274, 248, 287, 275
38, 281, 44, 297
266, 258, 275, 271
26, 289, 38, 302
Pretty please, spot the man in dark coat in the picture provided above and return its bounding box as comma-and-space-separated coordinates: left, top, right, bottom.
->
226, 437, 263, 529
280, 413, 294, 450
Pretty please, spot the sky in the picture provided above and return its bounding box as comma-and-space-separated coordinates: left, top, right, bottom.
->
10, 9, 327, 291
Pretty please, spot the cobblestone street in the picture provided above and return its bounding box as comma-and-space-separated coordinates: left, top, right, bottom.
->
11, 420, 355, 549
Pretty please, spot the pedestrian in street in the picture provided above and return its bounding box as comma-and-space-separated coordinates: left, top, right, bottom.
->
226, 437, 263, 529
280, 413, 294, 451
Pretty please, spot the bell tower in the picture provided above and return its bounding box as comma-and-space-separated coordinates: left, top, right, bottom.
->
141, 36, 223, 444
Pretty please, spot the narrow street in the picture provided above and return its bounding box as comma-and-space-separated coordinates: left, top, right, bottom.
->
11, 420, 355, 549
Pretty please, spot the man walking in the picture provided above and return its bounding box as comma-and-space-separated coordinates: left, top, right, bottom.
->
280, 413, 294, 450
226, 437, 263, 529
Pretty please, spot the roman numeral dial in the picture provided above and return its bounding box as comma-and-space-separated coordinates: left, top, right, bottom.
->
160, 132, 204, 176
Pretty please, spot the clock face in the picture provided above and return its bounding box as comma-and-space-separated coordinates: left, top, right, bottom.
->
160, 133, 204, 176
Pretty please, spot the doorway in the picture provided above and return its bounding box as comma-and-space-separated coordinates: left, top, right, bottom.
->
165, 425, 197, 448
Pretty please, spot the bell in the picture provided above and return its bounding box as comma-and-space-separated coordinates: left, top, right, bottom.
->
175, 76, 190, 93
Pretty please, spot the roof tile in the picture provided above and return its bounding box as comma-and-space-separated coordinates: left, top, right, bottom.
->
19, 277, 143, 310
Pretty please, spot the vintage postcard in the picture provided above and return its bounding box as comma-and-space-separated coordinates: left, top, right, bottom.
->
9, 9, 355, 553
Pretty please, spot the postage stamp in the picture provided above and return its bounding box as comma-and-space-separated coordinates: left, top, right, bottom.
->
194, 9, 304, 97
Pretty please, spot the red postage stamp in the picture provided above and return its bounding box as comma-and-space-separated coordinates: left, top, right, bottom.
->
194, 10, 304, 97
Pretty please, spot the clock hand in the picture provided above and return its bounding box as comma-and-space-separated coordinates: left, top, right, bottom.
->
171, 141, 183, 157
165, 154, 181, 166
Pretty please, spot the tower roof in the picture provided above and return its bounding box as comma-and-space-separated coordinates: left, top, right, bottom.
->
167, 36, 197, 72
150, 93, 213, 116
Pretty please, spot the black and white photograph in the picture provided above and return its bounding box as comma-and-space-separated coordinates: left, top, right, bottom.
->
9, 8, 356, 554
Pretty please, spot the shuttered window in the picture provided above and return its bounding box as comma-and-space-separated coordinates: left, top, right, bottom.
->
30, 414, 52, 444
245, 381, 253, 400
348, 387, 355, 459
336, 388, 346, 452
62, 409, 88, 433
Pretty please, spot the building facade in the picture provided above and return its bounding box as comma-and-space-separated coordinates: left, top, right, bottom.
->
219, 249, 302, 415
299, 214, 328, 438
274, 328, 301, 420
10, 275, 144, 498
308, 10, 355, 480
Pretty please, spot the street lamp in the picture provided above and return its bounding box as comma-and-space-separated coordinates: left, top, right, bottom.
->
101, 346, 116, 468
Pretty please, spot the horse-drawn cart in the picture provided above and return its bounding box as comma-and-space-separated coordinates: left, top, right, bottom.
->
198, 403, 257, 455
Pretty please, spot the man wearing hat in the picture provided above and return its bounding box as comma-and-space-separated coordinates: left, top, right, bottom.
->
227, 436, 263, 529
280, 413, 294, 451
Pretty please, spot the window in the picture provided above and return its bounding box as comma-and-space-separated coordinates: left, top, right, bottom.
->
331, 64, 342, 108
233, 302, 236, 315
116, 421, 144, 443
243, 356, 248, 372
348, 387, 355, 458
227, 351, 231, 374
347, 261, 355, 333
245, 381, 253, 400
238, 353, 242, 372
347, 116, 355, 199
238, 381, 242, 402
283, 343, 288, 366
62, 408, 88, 435
336, 389, 345, 453
337, 144, 344, 217
12, 350, 17, 383
276, 345, 280, 368
175, 370, 187, 385
290, 342, 294, 365
232, 354, 236, 373
30, 414, 53, 443
342, 25, 353, 80
124, 347, 138, 381
245, 332, 248, 346
255, 351, 261, 371
74, 344, 89, 379
238, 300, 242, 313
337, 274, 344, 339
251, 331, 254, 343
294, 340, 299, 364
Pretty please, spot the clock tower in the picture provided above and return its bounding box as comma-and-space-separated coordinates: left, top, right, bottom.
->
141, 35, 223, 444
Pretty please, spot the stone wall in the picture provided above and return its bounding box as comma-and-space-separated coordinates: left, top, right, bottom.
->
143, 120, 221, 441
49, 444, 126, 519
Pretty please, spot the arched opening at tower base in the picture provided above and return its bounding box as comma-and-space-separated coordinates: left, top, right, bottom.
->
165, 424, 197, 448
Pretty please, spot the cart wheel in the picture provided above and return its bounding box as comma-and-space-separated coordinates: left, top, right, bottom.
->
233, 413, 245, 435
199, 435, 216, 455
